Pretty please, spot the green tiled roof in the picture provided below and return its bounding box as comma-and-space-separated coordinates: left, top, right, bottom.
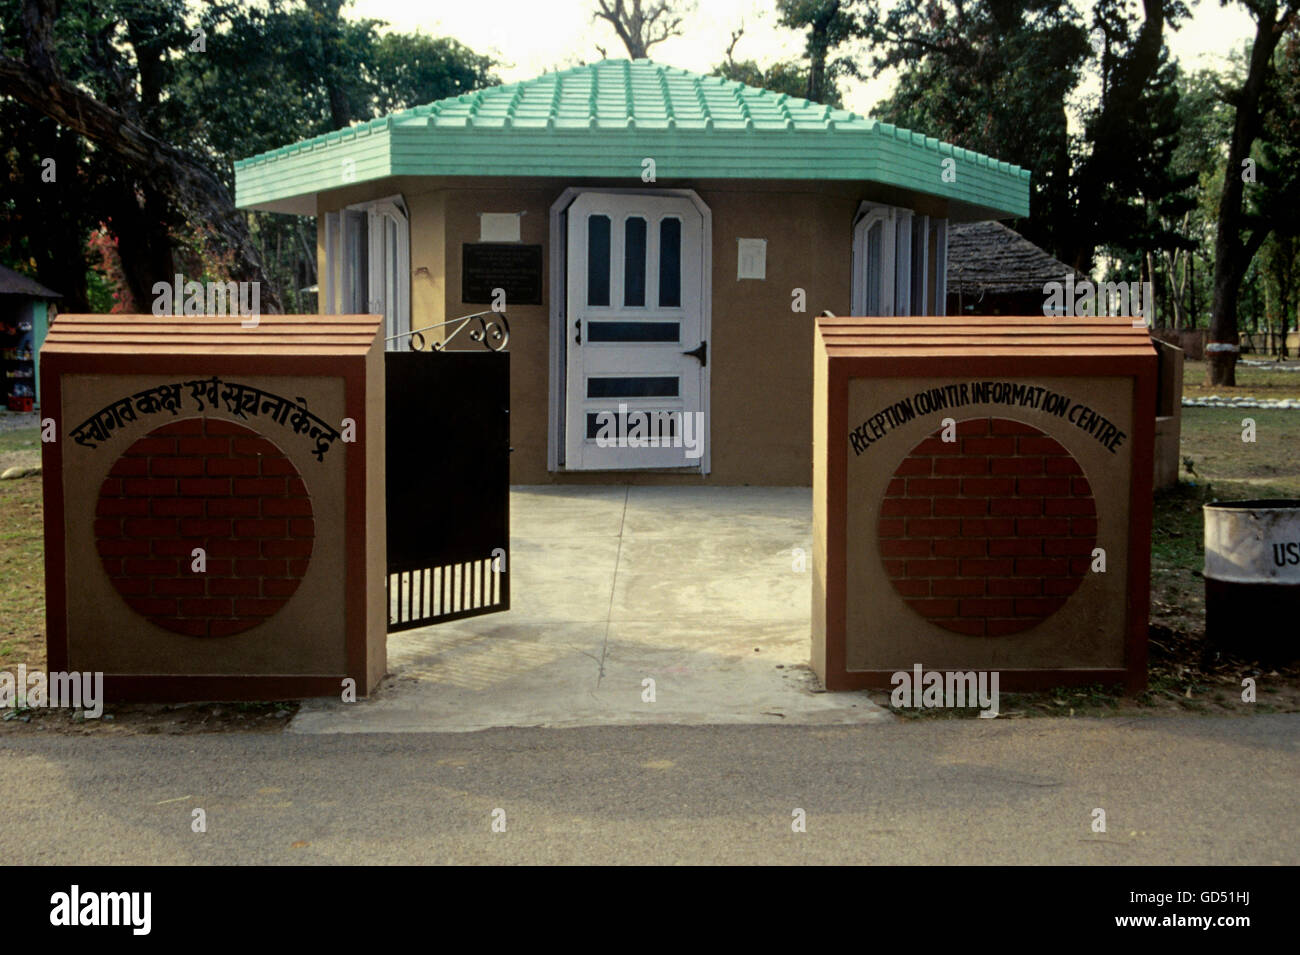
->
235, 59, 1029, 216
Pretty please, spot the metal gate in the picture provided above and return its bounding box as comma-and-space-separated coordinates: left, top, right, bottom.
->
385, 349, 510, 630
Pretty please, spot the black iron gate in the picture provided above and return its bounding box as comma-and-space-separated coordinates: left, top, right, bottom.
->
385, 349, 510, 630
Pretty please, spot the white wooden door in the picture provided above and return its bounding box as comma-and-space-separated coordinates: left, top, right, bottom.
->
564, 193, 706, 469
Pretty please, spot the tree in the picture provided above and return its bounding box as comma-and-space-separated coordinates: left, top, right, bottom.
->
1207, 0, 1298, 385
776, 0, 864, 104
714, 22, 843, 106
593, 0, 691, 59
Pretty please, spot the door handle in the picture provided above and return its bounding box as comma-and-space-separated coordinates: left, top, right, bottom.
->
682, 341, 707, 367
574, 320, 581, 344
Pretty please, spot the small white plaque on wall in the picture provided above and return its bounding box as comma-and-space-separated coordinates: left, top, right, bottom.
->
737, 238, 767, 280
480, 212, 523, 243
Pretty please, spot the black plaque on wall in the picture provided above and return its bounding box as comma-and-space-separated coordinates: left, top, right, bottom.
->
462, 243, 543, 305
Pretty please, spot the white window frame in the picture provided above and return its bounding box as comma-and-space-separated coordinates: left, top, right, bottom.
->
851, 202, 948, 316
851, 204, 897, 316
323, 195, 410, 350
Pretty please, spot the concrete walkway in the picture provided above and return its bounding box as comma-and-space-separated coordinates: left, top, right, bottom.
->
291, 486, 887, 733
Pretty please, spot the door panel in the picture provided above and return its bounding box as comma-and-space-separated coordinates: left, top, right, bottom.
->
564, 193, 706, 470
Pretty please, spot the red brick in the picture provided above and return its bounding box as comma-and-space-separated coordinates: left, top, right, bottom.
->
124, 478, 176, 496
178, 438, 230, 455
907, 518, 962, 537
1018, 436, 1068, 455
153, 539, 199, 557
991, 420, 1037, 435
204, 419, 247, 435
962, 518, 1016, 536
987, 619, 1035, 636
153, 578, 205, 596
153, 420, 204, 436
207, 539, 260, 558
987, 577, 1042, 596
1072, 518, 1098, 536
960, 598, 1015, 617
881, 539, 931, 558
990, 499, 1041, 516
235, 477, 285, 496
906, 559, 960, 576
962, 477, 1015, 496
150, 498, 205, 517
263, 578, 304, 597
988, 538, 1042, 557
288, 478, 309, 496
1017, 518, 1070, 536
263, 539, 312, 559
207, 457, 260, 476
180, 518, 233, 537
96, 497, 149, 517
100, 478, 122, 497
955, 419, 990, 437
1071, 557, 1094, 575
893, 457, 932, 476
907, 477, 961, 496
113, 578, 150, 596
1045, 457, 1084, 475
263, 497, 312, 517
123, 437, 177, 456
1072, 478, 1093, 494
932, 539, 986, 558
101, 559, 122, 575
906, 598, 959, 617
960, 558, 1016, 576
962, 437, 1016, 455
210, 578, 260, 596
94, 518, 122, 538
154, 617, 209, 637
1045, 537, 1095, 556
234, 518, 287, 537
235, 598, 284, 616
207, 498, 260, 517
109, 458, 148, 477
179, 478, 230, 496
1016, 597, 1067, 616
233, 437, 279, 456
261, 457, 297, 476
96, 539, 149, 557
932, 577, 986, 596
882, 498, 931, 517
124, 518, 179, 537
287, 559, 310, 576
934, 457, 989, 475
125, 558, 179, 575
913, 438, 961, 456
180, 597, 233, 616
934, 497, 989, 517
127, 597, 178, 616
883, 560, 907, 576
1018, 477, 1072, 496
1044, 498, 1096, 516
151, 457, 204, 477
877, 518, 906, 538
1016, 557, 1069, 576
885, 478, 907, 496
205, 559, 233, 575
990, 457, 1043, 475
1044, 577, 1083, 595
236, 559, 287, 577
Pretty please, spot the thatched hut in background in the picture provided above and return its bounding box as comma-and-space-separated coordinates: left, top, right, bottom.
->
946, 220, 1084, 316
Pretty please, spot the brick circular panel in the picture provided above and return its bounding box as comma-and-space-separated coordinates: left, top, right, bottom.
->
877, 417, 1097, 637
94, 418, 315, 637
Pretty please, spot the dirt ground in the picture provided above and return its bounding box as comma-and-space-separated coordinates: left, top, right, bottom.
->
4, 360, 1300, 731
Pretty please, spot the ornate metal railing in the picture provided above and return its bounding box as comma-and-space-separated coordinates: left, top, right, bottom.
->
385, 310, 510, 352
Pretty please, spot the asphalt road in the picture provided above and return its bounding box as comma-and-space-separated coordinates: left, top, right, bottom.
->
3, 715, 1296, 865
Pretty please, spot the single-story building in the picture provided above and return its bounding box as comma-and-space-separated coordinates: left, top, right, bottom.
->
235, 59, 1029, 485
1, 263, 58, 411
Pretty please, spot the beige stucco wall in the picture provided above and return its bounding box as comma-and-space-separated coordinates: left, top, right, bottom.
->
319, 177, 950, 486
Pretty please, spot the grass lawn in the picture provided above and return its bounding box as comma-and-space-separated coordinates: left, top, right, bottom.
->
1182, 358, 1300, 401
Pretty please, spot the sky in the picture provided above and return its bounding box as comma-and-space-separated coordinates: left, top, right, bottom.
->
350, 0, 1259, 116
